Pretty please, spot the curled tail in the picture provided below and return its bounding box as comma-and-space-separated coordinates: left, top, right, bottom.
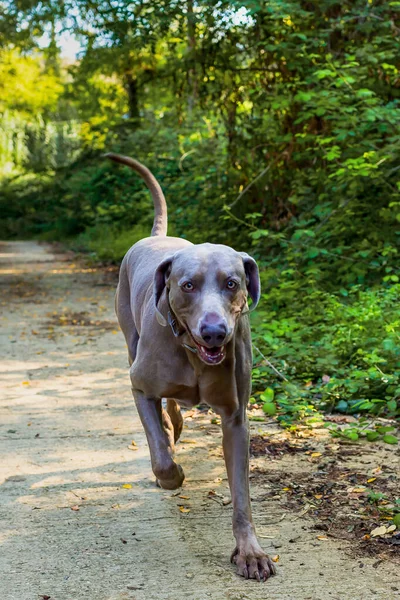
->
104, 153, 167, 237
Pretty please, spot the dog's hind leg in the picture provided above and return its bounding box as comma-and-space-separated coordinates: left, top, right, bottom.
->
115, 258, 139, 365
161, 403, 175, 451
166, 399, 183, 444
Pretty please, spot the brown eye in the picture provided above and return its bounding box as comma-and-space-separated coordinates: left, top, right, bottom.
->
226, 280, 238, 290
182, 281, 194, 292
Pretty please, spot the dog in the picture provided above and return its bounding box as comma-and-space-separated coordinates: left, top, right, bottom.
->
106, 153, 276, 581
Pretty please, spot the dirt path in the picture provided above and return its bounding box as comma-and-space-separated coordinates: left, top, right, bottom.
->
0, 241, 398, 600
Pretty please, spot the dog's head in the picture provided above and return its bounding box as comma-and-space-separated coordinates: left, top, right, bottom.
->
154, 243, 260, 366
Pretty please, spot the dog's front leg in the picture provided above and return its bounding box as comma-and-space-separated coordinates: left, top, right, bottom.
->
221, 405, 276, 581
133, 390, 185, 490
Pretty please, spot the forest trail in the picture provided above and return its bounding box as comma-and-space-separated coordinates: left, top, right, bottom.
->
0, 241, 398, 600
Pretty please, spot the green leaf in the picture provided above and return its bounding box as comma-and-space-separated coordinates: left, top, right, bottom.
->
262, 402, 277, 416
393, 514, 400, 528
336, 400, 348, 413
260, 388, 275, 402
383, 434, 398, 445
377, 426, 395, 434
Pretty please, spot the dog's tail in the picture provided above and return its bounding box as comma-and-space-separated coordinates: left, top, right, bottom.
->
104, 153, 167, 237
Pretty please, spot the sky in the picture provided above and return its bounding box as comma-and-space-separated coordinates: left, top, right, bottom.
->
58, 32, 82, 61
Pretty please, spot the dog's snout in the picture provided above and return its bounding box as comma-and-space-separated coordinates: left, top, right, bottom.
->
200, 317, 227, 347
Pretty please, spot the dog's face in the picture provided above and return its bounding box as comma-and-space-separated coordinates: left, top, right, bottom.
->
154, 244, 260, 366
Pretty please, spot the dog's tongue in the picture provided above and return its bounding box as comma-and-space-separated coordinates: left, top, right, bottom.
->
198, 344, 226, 365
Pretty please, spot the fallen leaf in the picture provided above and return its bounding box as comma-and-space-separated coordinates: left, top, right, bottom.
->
371, 467, 382, 475
70, 505, 80, 511
130, 440, 137, 446
386, 524, 396, 534
122, 484, 132, 489
180, 439, 197, 444
317, 536, 328, 541
127, 445, 138, 451
179, 507, 190, 513
271, 555, 280, 563
370, 525, 387, 538
178, 495, 190, 500
22, 381, 30, 386
314, 494, 323, 500
367, 477, 376, 483
311, 452, 322, 458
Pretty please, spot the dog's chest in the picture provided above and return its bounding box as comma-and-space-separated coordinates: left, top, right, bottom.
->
161, 368, 201, 404
130, 350, 199, 403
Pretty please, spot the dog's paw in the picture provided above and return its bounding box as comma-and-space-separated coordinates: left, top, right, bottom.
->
231, 542, 276, 582
155, 463, 185, 490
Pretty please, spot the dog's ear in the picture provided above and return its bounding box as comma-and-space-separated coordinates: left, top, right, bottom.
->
239, 252, 261, 311
154, 255, 174, 326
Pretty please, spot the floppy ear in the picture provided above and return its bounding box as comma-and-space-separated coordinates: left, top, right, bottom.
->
154, 256, 174, 326
239, 252, 261, 311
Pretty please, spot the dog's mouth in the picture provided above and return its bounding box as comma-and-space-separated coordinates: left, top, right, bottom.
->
196, 343, 226, 365
186, 331, 226, 366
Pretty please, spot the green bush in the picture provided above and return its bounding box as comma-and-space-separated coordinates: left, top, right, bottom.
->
72, 223, 149, 263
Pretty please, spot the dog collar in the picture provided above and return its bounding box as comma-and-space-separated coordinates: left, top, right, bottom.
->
167, 309, 184, 337
167, 310, 198, 354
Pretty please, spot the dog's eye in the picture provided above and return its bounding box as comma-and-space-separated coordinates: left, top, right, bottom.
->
182, 281, 194, 292
226, 280, 238, 290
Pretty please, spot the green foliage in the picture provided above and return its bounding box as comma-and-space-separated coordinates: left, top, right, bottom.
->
0, 48, 63, 116
252, 280, 400, 419
327, 422, 398, 445
72, 224, 149, 263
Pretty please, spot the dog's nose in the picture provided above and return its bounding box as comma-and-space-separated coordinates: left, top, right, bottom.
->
200, 321, 227, 347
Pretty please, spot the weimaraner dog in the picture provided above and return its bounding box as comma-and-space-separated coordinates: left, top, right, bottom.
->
106, 153, 276, 581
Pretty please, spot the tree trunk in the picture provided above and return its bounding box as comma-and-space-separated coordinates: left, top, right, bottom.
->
125, 74, 140, 121
226, 100, 237, 166
187, 0, 197, 115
